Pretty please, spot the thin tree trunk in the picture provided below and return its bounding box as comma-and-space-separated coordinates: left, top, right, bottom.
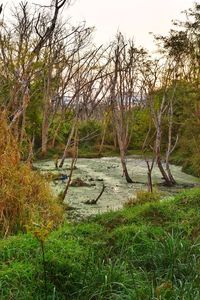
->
110, 43, 133, 184
20, 108, 26, 146
118, 138, 133, 183
59, 120, 76, 168
165, 89, 177, 185
146, 158, 154, 192
61, 126, 78, 201
142, 120, 155, 192
41, 106, 49, 156
147, 171, 153, 193
113, 130, 118, 150
157, 157, 172, 186
98, 125, 107, 156
155, 112, 173, 186
114, 110, 133, 183
41, 72, 51, 156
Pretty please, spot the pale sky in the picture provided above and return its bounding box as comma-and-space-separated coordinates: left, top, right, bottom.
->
2, 0, 196, 51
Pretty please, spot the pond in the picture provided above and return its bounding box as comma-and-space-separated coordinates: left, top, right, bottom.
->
34, 156, 200, 219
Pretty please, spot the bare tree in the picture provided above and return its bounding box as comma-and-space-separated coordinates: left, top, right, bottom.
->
0, 0, 69, 144
61, 122, 79, 200
142, 58, 178, 186
58, 43, 111, 167
108, 33, 146, 183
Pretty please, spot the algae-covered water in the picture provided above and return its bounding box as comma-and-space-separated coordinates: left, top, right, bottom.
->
34, 156, 200, 219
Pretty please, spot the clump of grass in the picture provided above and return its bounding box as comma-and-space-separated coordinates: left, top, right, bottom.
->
0, 112, 63, 236
125, 189, 161, 207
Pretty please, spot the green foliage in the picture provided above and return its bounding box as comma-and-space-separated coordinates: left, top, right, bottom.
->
169, 81, 200, 177
1, 188, 200, 298
79, 119, 102, 146
129, 108, 150, 150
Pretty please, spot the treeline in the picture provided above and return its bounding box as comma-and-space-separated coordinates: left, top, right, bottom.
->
0, 0, 199, 181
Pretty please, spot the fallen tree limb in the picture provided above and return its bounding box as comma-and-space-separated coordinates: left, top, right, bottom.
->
83, 184, 106, 205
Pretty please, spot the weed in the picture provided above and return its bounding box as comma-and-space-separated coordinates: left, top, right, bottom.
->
124, 189, 161, 207
0, 112, 63, 236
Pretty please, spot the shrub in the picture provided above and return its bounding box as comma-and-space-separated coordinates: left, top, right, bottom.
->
0, 111, 63, 236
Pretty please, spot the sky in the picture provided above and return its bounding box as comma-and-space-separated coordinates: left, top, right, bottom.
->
1, 0, 196, 52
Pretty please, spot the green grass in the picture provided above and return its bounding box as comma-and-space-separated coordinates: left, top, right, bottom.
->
37, 144, 120, 160
36, 143, 149, 161
1, 188, 200, 299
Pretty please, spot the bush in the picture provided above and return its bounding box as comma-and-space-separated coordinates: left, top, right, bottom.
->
0, 111, 63, 236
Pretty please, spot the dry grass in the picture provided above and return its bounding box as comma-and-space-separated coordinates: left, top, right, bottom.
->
124, 189, 161, 207
0, 111, 63, 236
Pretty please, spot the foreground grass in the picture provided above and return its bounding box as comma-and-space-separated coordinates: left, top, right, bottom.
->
1, 188, 200, 299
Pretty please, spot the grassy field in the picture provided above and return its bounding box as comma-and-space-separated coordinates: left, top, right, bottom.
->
1, 188, 200, 299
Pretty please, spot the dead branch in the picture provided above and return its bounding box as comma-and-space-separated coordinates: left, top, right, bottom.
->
33, 0, 68, 55
83, 184, 106, 205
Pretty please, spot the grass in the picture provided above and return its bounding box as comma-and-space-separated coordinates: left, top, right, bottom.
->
39, 144, 120, 159
0, 112, 63, 237
1, 188, 200, 299
125, 189, 161, 207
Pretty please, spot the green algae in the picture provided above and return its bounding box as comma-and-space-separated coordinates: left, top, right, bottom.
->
34, 156, 200, 218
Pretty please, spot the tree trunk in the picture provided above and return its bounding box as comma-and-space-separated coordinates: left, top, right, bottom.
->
59, 121, 76, 168
166, 162, 176, 184
165, 94, 176, 185
146, 159, 154, 193
157, 157, 173, 186
20, 108, 26, 146
41, 108, 49, 156
61, 127, 78, 201
122, 161, 133, 183
98, 125, 106, 156
118, 139, 133, 183
51, 122, 61, 148
147, 171, 153, 193
114, 111, 133, 183
113, 131, 118, 150
41, 78, 51, 156
155, 115, 173, 186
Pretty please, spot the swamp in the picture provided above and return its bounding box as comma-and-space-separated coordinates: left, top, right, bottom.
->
35, 157, 200, 218
1, 0, 200, 299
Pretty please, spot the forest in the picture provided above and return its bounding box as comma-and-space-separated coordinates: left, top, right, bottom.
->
0, 0, 200, 299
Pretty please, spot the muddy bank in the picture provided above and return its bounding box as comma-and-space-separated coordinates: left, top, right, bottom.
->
34, 157, 200, 219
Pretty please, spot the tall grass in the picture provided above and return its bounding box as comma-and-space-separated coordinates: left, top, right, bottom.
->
1, 188, 200, 298
0, 111, 63, 236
